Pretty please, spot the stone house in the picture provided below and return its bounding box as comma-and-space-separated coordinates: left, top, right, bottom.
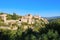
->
19, 14, 35, 24
0, 14, 7, 23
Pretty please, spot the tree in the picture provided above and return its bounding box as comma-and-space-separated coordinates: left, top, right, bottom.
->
7, 14, 12, 20
12, 13, 19, 20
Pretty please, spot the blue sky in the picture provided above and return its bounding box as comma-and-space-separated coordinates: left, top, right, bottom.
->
0, 0, 60, 17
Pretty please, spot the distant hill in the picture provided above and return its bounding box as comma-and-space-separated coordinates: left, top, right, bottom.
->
43, 16, 60, 22
43, 16, 60, 20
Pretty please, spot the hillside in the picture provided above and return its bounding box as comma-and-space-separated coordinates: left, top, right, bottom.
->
44, 16, 60, 20
0, 13, 60, 40
0, 13, 49, 31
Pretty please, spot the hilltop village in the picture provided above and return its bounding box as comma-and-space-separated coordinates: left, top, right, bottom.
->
0, 13, 48, 30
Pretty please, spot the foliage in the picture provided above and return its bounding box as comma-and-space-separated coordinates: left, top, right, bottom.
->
12, 13, 19, 20
7, 14, 12, 20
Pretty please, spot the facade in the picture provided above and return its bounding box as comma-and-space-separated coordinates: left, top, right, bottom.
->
0, 14, 7, 23
19, 14, 35, 24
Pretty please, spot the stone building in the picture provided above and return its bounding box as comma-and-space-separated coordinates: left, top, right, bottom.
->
19, 14, 35, 24
0, 14, 7, 23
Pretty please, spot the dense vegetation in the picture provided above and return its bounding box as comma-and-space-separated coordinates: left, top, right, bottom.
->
0, 12, 60, 40
0, 20, 60, 40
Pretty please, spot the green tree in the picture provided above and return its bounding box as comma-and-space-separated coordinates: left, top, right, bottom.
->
12, 13, 19, 20
7, 14, 12, 20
